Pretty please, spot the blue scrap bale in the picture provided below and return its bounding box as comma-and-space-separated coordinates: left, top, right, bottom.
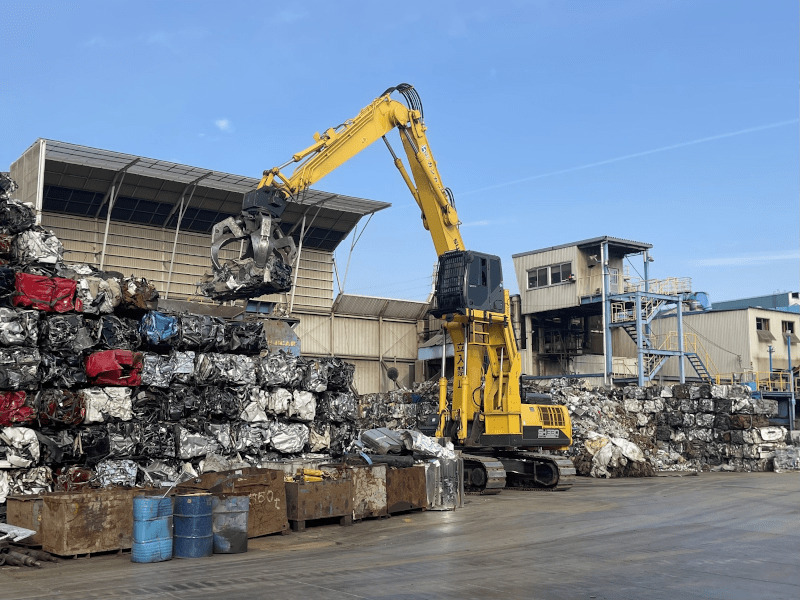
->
140, 311, 179, 347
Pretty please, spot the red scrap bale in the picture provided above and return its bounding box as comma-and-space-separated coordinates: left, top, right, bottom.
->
13, 272, 80, 312
85, 350, 143, 386
0, 391, 35, 426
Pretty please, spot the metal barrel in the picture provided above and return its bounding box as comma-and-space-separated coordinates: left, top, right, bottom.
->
212, 495, 249, 554
131, 495, 173, 563
173, 493, 213, 558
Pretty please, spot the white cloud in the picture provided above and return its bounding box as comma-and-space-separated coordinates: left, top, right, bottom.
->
215, 118, 232, 133
461, 219, 491, 227
691, 251, 799, 267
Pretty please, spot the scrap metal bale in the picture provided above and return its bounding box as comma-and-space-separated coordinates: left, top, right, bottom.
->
37, 389, 84, 426
258, 351, 303, 388
12, 227, 63, 266
0, 426, 41, 468
79, 387, 133, 423
74, 275, 121, 315
139, 311, 179, 349
288, 390, 316, 422
0, 198, 35, 234
322, 357, 355, 391
93, 315, 141, 351
0, 347, 41, 390
39, 313, 95, 354
0, 391, 36, 426
39, 352, 87, 387
198, 256, 292, 302
141, 352, 174, 388
119, 276, 159, 314
270, 421, 308, 454
300, 359, 328, 393
85, 350, 143, 386
178, 314, 225, 351
12, 273, 77, 313
225, 320, 266, 354
0, 307, 39, 346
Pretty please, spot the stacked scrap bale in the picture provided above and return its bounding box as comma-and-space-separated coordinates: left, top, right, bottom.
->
523, 378, 792, 477
0, 174, 359, 508
357, 380, 439, 431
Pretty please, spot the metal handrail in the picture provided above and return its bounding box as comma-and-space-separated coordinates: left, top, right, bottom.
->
715, 370, 796, 392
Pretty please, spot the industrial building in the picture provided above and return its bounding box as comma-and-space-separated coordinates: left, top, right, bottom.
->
510, 236, 797, 425
9, 139, 426, 393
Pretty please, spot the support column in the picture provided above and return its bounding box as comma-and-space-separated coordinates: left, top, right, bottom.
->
635, 293, 644, 386
677, 297, 685, 383
602, 241, 612, 384
788, 334, 795, 433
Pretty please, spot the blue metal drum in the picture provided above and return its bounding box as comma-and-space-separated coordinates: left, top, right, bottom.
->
132, 495, 172, 563
173, 493, 213, 558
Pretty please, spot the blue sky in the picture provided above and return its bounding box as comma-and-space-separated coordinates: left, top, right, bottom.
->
2, 1, 797, 304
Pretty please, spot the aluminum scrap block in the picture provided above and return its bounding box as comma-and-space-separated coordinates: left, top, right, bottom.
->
289, 390, 316, 422
93, 315, 141, 350
80, 387, 133, 423
141, 353, 174, 388
0, 307, 39, 346
95, 458, 138, 487
178, 314, 225, 351
0, 347, 40, 390
12, 228, 63, 265
267, 387, 291, 416
269, 421, 308, 454
0, 426, 40, 468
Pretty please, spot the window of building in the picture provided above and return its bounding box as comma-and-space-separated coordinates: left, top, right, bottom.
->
609, 267, 619, 287
782, 321, 799, 344
527, 262, 572, 289
756, 317, 774, 342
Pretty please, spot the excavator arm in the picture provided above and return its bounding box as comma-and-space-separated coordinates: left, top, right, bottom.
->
251, 84, 464, 256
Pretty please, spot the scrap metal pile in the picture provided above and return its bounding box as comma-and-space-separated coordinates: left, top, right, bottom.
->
357, 380, 439, 431
0, 174, 359, 508
524, 378, 797, 477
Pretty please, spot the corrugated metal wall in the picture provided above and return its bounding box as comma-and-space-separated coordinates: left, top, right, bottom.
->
610, 308, 800, 380
297, 313, 419, 392
514, 246, 578, 313
9, 139, 44, 212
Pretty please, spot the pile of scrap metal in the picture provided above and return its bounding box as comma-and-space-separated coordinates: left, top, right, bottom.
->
0, 174, 359, 510
199, 187, 296, 301
0, 522, 56, 568
523, 378, 797, 476
354, 427, 462, 510
357, 380, 440, 432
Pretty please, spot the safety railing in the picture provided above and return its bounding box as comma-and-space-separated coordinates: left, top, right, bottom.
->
715, 371, 796, 393
625, 277, 692, 296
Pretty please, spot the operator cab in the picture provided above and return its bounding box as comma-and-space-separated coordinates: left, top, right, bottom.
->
432, 250, 505, 317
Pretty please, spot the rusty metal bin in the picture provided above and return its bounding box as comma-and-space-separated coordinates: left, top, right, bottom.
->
41, 488, 141, 556
285, 479, 353, 531
350, 464, 388, 519
386, 465, 428, 514
178, 467, 288, 538
5, 496, 43, 545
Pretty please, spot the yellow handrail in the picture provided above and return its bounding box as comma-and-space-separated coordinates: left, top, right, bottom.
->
715, 370, 796, 392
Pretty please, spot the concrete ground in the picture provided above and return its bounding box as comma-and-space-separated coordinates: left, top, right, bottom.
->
3, 472, 799, 600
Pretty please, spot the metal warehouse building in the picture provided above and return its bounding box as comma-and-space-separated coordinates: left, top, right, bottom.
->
10, 139, 427, 393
